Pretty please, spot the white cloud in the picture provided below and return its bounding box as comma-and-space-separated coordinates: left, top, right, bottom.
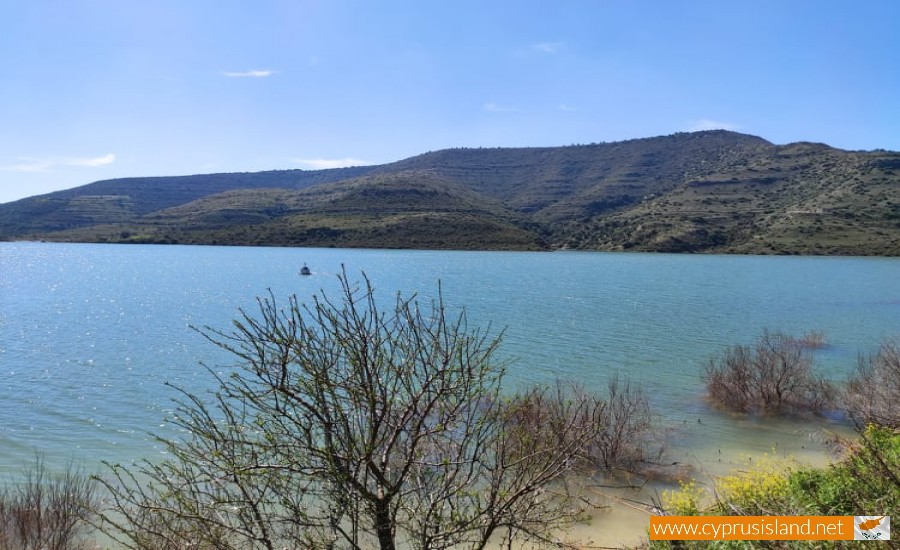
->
558, 103, 577, 112
688, 119, 740, 132
293, 158, 370, 170
532, 41, 564, 54
222, 69, 275, 78
483, 102, 522, 113
0, 153, 116, 173
70, 153, 116, 167
0, 160, 48, 173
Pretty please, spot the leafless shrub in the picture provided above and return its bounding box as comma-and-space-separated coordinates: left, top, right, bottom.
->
845, 339, 900, 428
501, 377, 666, 479
0, 457, 98, 550
703, 330, 835, 415
788, 330, 827, 350
588, 376, 664, 474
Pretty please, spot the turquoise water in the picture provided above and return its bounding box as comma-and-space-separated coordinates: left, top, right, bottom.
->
1, 242, 899, 480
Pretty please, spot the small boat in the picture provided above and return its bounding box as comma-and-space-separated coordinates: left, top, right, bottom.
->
299, 264, 312, 276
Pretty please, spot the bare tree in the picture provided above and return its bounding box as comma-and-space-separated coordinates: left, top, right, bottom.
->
97, 270, 608, 550
703, 330, 835, 415
845, 339, 900, 428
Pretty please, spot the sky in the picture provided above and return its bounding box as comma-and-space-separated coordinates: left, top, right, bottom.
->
1, 0, 899, 204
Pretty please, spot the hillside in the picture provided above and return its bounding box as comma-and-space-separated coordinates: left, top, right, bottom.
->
0, 166, 377, 236
1, 131, 898, 254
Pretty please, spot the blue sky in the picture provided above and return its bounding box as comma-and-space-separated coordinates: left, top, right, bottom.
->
1, 0, 898, 204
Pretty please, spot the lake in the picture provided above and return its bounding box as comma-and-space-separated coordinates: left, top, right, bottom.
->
1, 242, 898, 544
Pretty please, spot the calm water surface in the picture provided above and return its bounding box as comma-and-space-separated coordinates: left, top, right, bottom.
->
1, 242, 898, 540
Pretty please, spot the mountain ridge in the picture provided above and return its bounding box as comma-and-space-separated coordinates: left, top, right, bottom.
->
2, 130, 898, 255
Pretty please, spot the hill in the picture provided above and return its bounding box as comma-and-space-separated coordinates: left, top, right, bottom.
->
1, 131, 898, 254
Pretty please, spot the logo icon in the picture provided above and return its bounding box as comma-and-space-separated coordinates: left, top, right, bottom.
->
855, 516, 890, 540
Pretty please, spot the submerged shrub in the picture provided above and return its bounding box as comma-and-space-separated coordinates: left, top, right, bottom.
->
787, 330, 827, 350
845, 339, 900, 428
0, 457, 98, 550
703, 330, 835, 415
588, 375, 664, 474
505, 376, 666, 477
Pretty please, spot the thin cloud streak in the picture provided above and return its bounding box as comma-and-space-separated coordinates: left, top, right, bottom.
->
483, 102, 522, 113
532, 41, 564, 54
222, 69, 275, 78
70, 153, 116, 167
0, 153, 116, 173
294, 158, 370, 169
